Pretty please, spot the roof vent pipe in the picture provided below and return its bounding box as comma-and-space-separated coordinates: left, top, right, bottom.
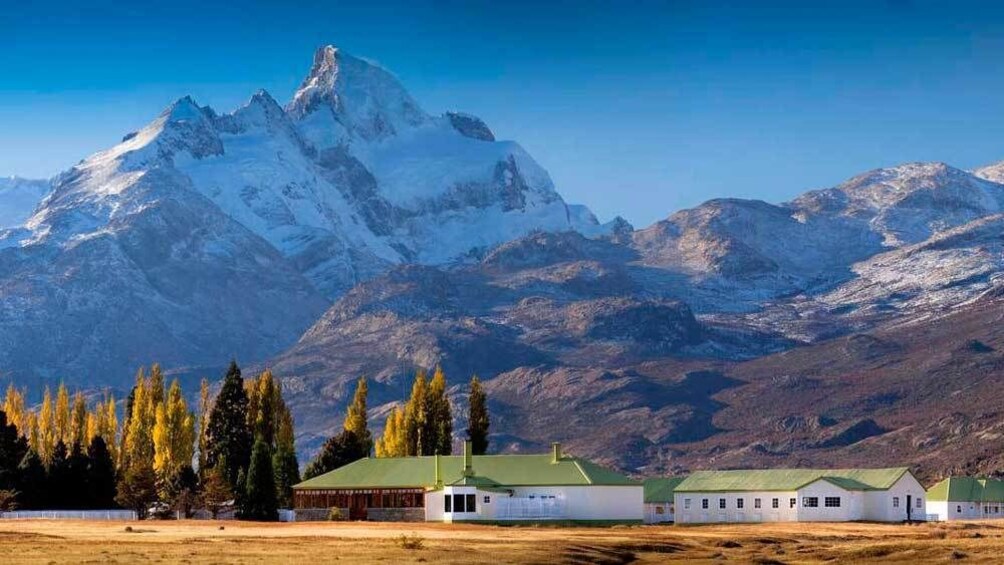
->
552, 442, 562, 464
463, 440, 474, 476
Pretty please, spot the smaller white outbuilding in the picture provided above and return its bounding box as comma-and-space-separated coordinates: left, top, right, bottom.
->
643, 477, 684, 523
926, 477, 1004, 521
673, 467, 925, 524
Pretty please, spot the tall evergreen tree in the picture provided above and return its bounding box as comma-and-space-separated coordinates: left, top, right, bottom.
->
303, 430, 365, 480
65, 441, 90, 509
47, 440, 70, 508
86, 436, 117, 508
427, 367, 452, 455
205, 361, 252, 489
16, 450, 46, 509
0, 410, 28, 492
466, 375, 490, 455
115, 462, 157, 519
272, 445, 300, 508
241, 437, 278, 521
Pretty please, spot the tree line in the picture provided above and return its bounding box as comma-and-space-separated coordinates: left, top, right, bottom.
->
0, 363, 492, 518
0, 361, 300, 520
303, 369, 490, 480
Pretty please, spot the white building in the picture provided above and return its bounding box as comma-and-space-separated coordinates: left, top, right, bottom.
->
643, 477, 684, 523
294, 442, 643, 524
673, 467, 925, 523
926, 477, 1004, 521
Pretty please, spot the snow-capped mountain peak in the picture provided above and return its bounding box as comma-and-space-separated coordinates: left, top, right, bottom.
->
286, 45, 428, 141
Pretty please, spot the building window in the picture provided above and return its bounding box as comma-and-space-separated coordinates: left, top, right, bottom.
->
772, 498, 779, 509
684, 499, 692, 510
789, 498, 797, 509
719, 498, 726, 509
454, 494, 467, 513
825, 497, 841, 508
803, 497, 819, 508
655, 506, 665, 515
444, 495, 452, 513
466, 494, 476, 513
702, 499, 709, 509
957, 505, 962, 513
484, 496, 491, 504
916, 498, 923, 509
736, 498, 744, 509
893, 497, 900, 508
754, 498, 761, 509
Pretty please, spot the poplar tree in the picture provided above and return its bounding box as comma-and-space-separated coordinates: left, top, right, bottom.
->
3, 385, 26, 436
404, 371, 427, 456
70, 392, 87, 448
123, 371, 154, 473
55, 383, 71, 445
205, 361, 252, 489
37, 387, 55, 466
149, 363, 165, 407
467, 375, 490, 455
375, 407, 406, 457
344, 377, 372, 456
248, 370, 277, 447
153, 379, 195, 483
197, 378, 210, 474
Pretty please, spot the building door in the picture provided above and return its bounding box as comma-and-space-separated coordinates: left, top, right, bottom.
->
906, 495, 912, 522
349, 494, 368, 520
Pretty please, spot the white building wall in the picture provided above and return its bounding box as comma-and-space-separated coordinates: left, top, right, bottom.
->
674, 491, 800, 524
795, 480, 860, 522
644, 502, 674, 524
862, 473, 926, 522
425, 485, 642, 523
928, 500, 1004, 521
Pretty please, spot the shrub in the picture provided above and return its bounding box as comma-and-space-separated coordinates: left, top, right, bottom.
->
398, 533, 425, 550
328, 507, 343, 521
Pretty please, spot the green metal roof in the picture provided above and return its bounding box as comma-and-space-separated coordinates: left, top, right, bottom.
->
674, 468, 911, 493
644, 477, 686, 503
927, 477, 1004, 502
294, 454, 639, 490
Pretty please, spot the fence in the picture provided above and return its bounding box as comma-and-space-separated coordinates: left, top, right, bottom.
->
1, 510, 138, 520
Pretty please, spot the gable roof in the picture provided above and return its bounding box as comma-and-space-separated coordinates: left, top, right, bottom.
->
294, 454, 639, 490
674, 468, 911, 493
927, 477, 1004, 502
644, 477, 686, 503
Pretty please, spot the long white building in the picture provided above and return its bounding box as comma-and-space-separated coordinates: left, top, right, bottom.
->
926, 477, 1004, 521
293, 442, 643, 524
673, 467, 925, 523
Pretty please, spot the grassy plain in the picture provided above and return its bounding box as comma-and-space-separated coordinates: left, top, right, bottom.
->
0, 519, 1002, 563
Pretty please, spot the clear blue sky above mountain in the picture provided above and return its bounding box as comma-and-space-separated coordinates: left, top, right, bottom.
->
3, 1, 1004, 226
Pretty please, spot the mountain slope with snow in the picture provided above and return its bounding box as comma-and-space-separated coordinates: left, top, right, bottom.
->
0, 45, 605, 384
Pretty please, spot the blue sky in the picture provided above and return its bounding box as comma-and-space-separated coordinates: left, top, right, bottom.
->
3, 1, 1004, 226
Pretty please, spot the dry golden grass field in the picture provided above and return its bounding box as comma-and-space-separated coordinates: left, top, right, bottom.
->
1, 519, 1003, 564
